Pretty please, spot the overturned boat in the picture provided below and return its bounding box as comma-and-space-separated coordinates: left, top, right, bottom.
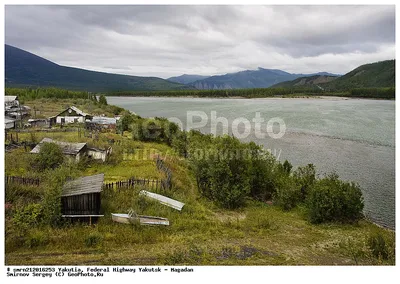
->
111, 213, 170, 226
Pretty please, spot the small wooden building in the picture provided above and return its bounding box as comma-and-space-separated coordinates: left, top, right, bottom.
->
27, 118, 50, 128
30, 138, 87, 162
61, 173, 104, 223
4, 117, 16, 130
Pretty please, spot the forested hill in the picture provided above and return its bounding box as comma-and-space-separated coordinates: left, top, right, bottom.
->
188, 68, 338, 90
271, 75, 338, 88
321, 60, 395, 90
5, 44, 187, 92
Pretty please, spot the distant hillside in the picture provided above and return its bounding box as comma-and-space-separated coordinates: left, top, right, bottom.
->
271, 75, 338, 88
167, 74, 210, 84
5, 44, 186, 92
322, 60, 395, 90
190, 68, 339, 89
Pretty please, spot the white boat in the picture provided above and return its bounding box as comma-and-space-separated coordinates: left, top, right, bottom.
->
111, 213, 169, 226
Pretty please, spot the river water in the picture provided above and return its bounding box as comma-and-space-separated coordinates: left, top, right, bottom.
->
107, 96, 395, 229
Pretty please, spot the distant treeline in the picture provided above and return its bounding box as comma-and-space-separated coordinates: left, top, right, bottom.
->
108, 87, 395, 99
5, 86, 395, 100
5, 87, 96, 101
109, 88, 323, 98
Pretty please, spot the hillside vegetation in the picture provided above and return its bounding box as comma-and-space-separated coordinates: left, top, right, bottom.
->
4, 89, 395, 265
271, 75, 338, 88
322, 60, 395, 90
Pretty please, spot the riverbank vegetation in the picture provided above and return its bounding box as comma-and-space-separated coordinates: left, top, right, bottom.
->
108, 87, 394, 99
4, 91, 395, 265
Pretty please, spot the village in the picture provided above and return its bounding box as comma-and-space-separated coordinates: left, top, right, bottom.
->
5, 95, 184, 230
4, 93, 395, 266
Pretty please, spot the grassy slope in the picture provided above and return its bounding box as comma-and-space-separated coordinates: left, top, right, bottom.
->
5, 99, 395, 265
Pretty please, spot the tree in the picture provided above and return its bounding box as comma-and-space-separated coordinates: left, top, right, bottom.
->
98, 94, 108, 105
35, 142, 64, 170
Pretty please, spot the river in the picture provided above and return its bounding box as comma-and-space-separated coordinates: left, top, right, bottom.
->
107, 96, 395, 229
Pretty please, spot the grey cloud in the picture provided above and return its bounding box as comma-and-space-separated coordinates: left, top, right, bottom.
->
5, 5, 395, 78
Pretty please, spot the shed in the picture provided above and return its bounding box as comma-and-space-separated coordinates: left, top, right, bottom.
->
4, 96, 19, 107
61, 174, 104, 223
86, 116, 120, 130
86, 146, 113, 162
55, 106, 92, 124
28, 118, 50, 128
5, 117, 16, 130
30, 138, 87, 162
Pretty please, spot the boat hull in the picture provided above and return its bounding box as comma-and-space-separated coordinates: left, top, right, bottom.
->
111, 213, 169, 226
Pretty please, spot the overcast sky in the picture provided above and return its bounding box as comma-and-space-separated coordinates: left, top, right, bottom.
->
5, 5, 395, 79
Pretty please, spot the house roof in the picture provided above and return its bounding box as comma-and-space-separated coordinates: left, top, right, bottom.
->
4, 96, 18, 102
56, 106, 89, 117
61, 173, 104, 197
30, 138, 87, 155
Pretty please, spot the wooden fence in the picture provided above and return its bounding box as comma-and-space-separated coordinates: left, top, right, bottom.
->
103, 178, 164, 190
5, 175, 40, 186
156, 156, 172, 190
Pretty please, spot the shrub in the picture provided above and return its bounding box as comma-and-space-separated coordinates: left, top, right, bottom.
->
248, 143, 276, 201
85, 232, 103, 247
24, 229, 49, 248
13, 203, 43, 234
273, 177, 301, 211
293, 164, 316, 200
35, 142, 64, 170
306, 174, 364, 223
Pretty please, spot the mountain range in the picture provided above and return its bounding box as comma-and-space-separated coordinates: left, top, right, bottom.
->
5, 44, 394, 92
5, 44, 186, 92
186, 68, 339, 90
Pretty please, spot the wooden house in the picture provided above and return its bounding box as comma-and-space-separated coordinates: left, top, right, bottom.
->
4, 96, 19, 108
61, 173, 104, 223
30, 138, 87, 162
55, 106, 92, 124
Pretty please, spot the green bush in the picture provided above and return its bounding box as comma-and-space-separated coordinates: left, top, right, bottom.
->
13, 203, 43, 233
248, 142, 276, 201
35, 142, 64, 170
24, 229, 49, 248
306, 174, 364, 224
273, 177, 301, 211
293, 164, 316, 200
85, 232, 103, 247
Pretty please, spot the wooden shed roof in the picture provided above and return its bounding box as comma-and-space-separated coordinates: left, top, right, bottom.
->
61, 173, 104, 197
30, 138, 87, 155
4, 96, 18, 102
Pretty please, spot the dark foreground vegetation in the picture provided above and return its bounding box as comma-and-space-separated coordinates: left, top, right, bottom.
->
4, 88, 395, 265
